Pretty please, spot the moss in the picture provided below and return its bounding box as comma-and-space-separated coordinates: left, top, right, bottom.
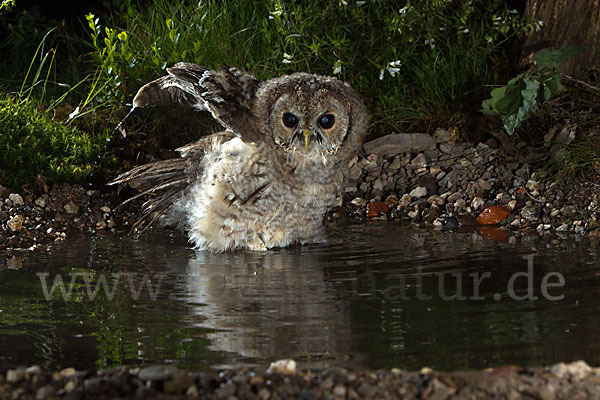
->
0, 98, 115, 189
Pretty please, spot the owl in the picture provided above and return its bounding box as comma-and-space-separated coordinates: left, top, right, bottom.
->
110, 63, 367, 251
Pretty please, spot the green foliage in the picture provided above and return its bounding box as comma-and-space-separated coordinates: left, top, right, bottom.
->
0, 0, 15, 12
0, 98, 114, 189
482, 45, 584, 135
85, 0, 533, 131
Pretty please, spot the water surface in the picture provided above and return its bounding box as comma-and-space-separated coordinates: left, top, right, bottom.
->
1, 224, 599, 372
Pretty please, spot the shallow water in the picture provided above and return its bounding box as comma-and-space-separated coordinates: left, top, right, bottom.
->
1, 224, 599, 372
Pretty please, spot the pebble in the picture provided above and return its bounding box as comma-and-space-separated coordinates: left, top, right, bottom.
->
63, 201, 79, 215
7, 215, 24, 232
138, 365, 181, 381
409, 186, 427, 199
8, 193, 24, 206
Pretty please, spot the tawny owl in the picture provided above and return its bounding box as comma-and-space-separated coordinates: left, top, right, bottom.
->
110, 63, 367, 251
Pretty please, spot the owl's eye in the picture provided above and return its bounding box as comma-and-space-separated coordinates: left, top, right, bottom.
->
282, 112, 299, 128
318, 114, 335, 129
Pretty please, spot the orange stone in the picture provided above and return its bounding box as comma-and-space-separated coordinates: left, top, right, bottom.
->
477, 226, 510, 242
476, 205, 511, 225
366, 201, 390, 218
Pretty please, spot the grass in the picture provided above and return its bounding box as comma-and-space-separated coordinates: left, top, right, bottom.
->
0, 0, 540, 190
0, 97, 115, 190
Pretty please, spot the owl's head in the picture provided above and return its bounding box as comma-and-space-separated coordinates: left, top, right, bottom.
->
256, 73, 367, 164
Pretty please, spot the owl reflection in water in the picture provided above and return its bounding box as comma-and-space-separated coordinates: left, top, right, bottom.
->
110, 63, 367, 251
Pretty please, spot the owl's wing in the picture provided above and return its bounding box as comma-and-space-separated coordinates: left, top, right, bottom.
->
131, 63, 262, 142
108, 132, 234, 236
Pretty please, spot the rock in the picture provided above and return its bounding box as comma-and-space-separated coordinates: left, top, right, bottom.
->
100, 206, 111, 213
476, 206, 511, 225
64, 201, 79, 215
427, 195, 444, 206
268, 359, 296, 375
363, 133, 436, 156
8, 193, 24, 206
556, 223, 569, 232
399, 193, 412, 206
454, 199, 466, 209
432, 128, 451, 143
409, 186, 427, 199
333, 385, 347, 397
506, 200, 518, 211
35, 196, 47, 208
7, 215, 24, 232
349, 165, 363, 180
366, 201, 389, 217
350, 197, 368, 207
411, 153, 428, 169
521, 206, 541, 222
138, 365, 181, 381
6, 368, 26, 383
471, 197, 485, 210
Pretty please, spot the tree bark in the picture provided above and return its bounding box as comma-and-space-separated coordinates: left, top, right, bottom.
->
522, 0, 600, 76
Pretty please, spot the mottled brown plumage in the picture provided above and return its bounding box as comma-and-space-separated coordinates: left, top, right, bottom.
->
110, 63, 367, 251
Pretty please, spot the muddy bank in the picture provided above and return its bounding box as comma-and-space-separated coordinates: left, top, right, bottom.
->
1, 128, 599, 253
1, 360, 600, 399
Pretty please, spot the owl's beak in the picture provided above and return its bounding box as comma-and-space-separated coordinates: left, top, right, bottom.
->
303, 129, 311, 151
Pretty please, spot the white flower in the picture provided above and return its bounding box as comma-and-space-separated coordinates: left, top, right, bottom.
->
380, 60, 402, 80
339, 0, 348, 6
355, 1, 366, 5
535, 20, 544, 32
333, 61, 342, 75
282, 53, 293, 64
462, 28, 469, 34
399, 6, 409, 15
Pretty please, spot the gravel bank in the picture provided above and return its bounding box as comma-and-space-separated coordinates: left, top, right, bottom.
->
1, 128, 599, 253
1, 360, 600, 399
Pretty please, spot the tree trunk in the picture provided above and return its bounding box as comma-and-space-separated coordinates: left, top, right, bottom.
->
522, 0, 600, 76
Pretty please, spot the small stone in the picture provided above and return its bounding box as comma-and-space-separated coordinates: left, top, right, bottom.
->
385, 195, 399, 207
536, 223, 551, 231
6, 368, 26, 383
250, 375, 265, 386
186, 384, 199, 397
409, 186, 427, 199
333, 385, 347, 397
506, 200, 518, 211
471, 197, 485, 210
433, 218, 444, 227
7, 214, 24, 232
399, 193, 412, 206
64, 201, 79, 215
366, 201, 389, 218
521, 206, 541, 222
427, 195, 444, 206
268, 359, 296, 375
8, 193, 24, 206
100, 206, 111, 213
411, 153, 428, 169
350, 197, 368, 208
138, 365, 180, 381
35, 197, 47, 208
454, 199, 466, 209
407, 210, 419, 219
447, 192, 462, 203
96, 220, 107, 230
64, 380, 77, 392
556, 223, 569, 232
36, 386, 55, 400
476, 206, 511, 225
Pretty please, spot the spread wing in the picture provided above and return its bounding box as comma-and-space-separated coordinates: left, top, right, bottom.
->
131, 62, 262, 142
108, 132, 235, 236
